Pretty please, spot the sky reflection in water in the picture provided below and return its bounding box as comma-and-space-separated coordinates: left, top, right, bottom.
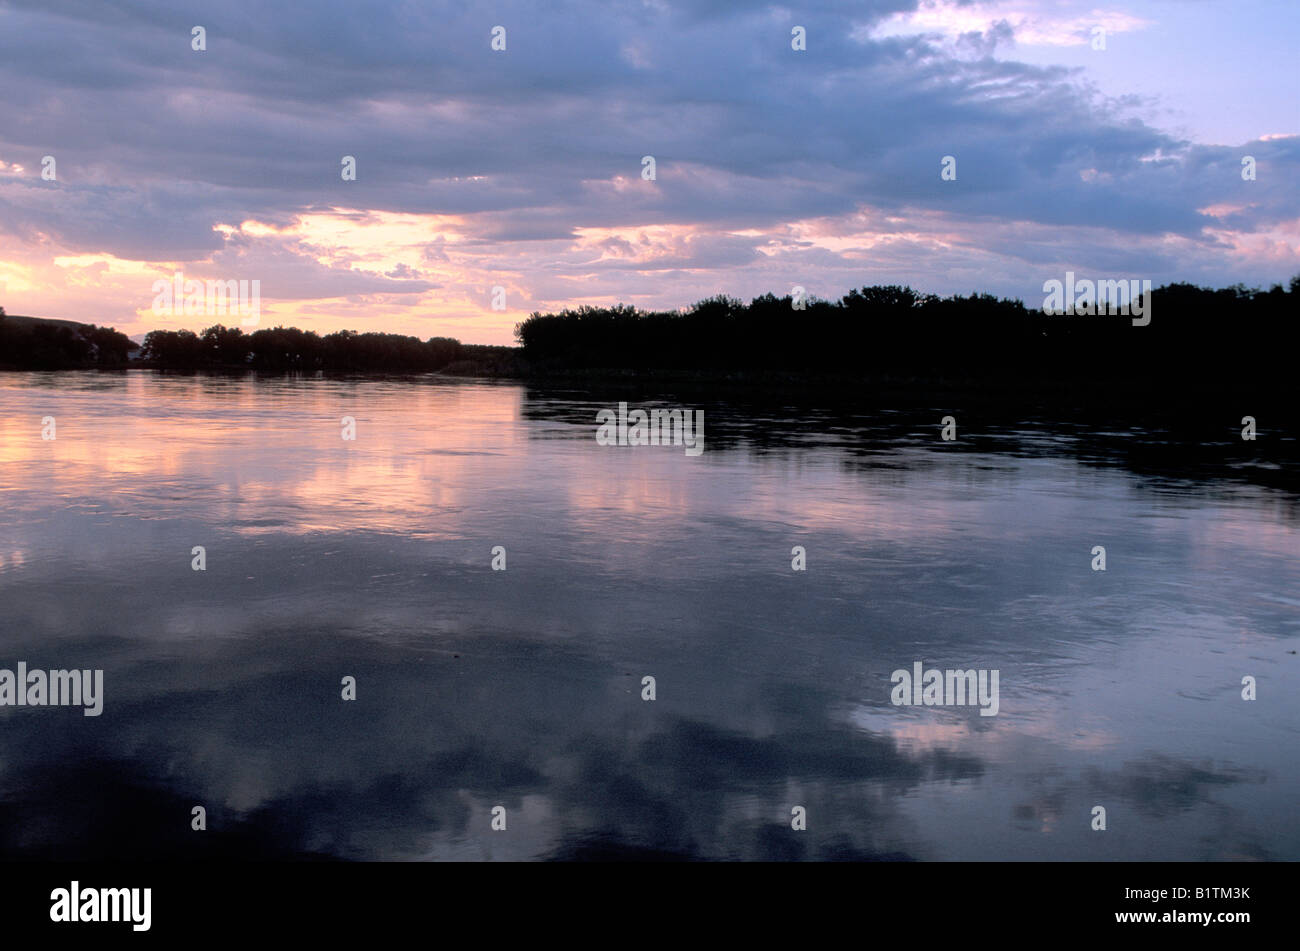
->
0, 372, 1295, 861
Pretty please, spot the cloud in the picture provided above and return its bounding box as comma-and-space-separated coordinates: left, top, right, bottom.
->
871, 1, 1152, 47
0, 0, 1295, 342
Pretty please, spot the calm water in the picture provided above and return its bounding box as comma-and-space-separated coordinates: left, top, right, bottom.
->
0, 371, 1296, 861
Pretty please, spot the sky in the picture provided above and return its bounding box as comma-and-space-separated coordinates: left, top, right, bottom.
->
0, 0, 1296, 345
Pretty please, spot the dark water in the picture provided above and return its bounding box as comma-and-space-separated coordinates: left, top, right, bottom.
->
0, 371, 1296, 861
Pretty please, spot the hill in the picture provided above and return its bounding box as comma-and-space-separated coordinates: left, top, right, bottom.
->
0, 310, 138, 369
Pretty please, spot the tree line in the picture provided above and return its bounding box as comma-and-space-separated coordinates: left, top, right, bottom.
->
5, 275, 1298, 383
136, 325, 465, 372
513, 277, 1300, 386
0, 308, 137, 369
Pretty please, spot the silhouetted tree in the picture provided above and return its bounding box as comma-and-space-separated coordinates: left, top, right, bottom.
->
513, 277, 1300, 389
0, 315, 134, 369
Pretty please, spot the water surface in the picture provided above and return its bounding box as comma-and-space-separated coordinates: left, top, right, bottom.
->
0, 371, 1296, 860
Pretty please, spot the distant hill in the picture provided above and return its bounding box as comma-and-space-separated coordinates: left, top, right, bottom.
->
2, 313, 98, 332
0, 311, 138, 369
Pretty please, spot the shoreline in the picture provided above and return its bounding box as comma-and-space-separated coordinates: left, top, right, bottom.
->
4, 359, 1293, 403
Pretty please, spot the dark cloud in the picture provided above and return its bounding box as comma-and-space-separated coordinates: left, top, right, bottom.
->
0, 0, 1294, 304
